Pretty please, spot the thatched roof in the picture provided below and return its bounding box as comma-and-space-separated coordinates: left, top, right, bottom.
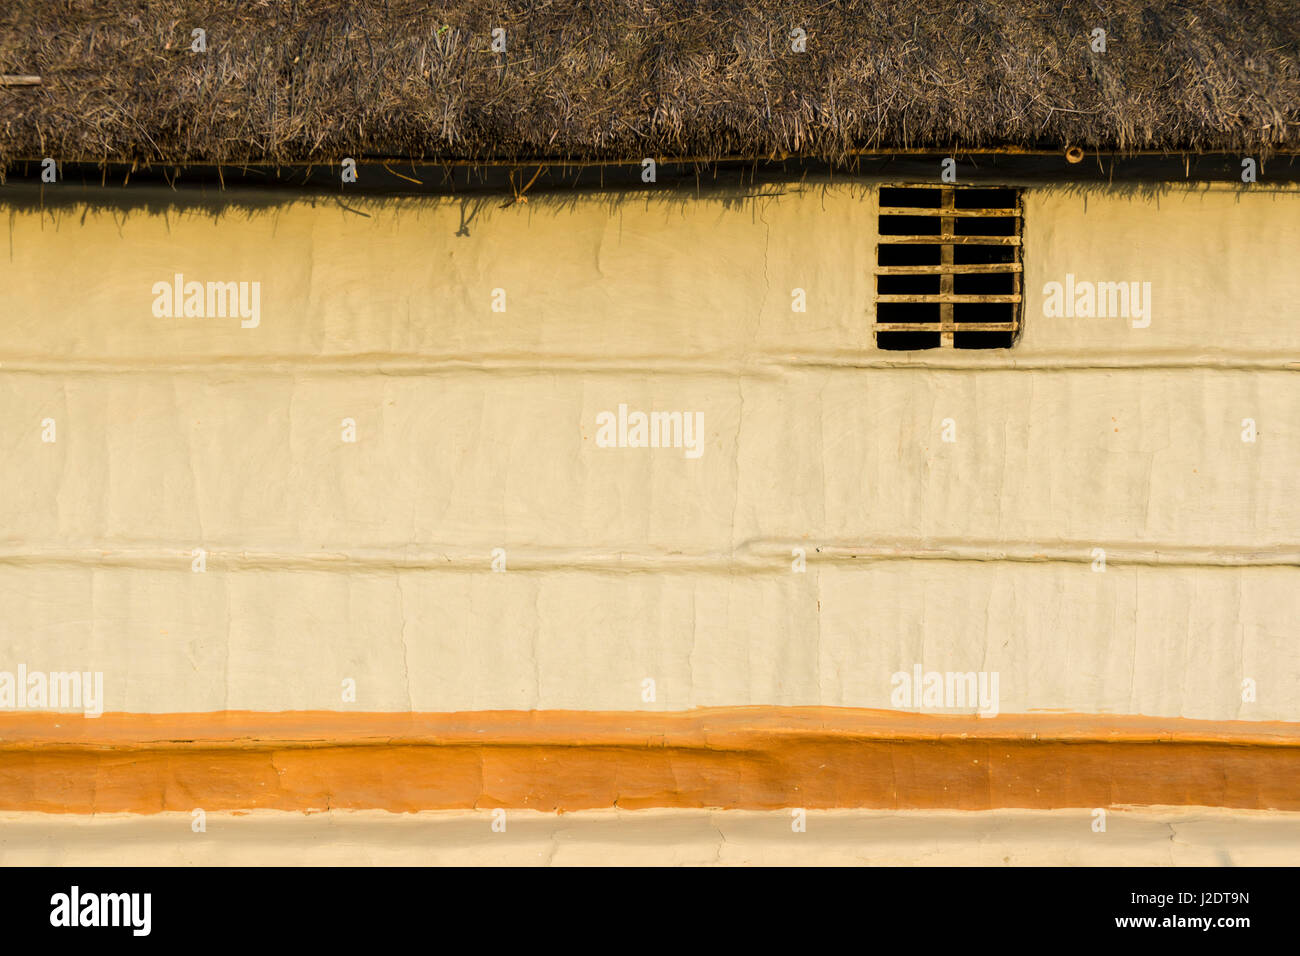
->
1, 1, 1296, 169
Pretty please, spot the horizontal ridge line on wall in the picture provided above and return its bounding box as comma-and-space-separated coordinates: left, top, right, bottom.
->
3, 708, 1298, 750
0, 354, 1297, 376
0, 542, 1294, 572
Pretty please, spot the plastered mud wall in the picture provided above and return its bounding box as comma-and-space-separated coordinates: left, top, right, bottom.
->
1, 182, 1296, 718
0, 180, 1296, 814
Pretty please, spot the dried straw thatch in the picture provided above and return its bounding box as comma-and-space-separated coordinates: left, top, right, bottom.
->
1, 0, 1296, 169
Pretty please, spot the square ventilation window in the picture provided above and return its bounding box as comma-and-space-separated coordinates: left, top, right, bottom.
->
874, 185, 1023, 350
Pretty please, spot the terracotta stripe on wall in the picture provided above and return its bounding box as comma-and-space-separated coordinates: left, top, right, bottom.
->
1, 708, 1296, 814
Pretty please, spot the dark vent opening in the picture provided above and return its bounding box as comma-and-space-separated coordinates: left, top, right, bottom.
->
878, 274, 940, 296
955, 216, 1017, 237
878, 244, 941, 266
954, 273, 1014, 295
953, 245, 1015, 265
954, 302, 1011, 324
879, 187, 941, 208
880, 215, 942, 237
878, 332, 942, 350
873, 185, 1023, 350
879, 302, 941, 324
953, 188, 1019, 209
954, 331, 1015, 349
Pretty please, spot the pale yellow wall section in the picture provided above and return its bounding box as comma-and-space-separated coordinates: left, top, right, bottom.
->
0, 182, 1296, 717
3, 808, 1297, 867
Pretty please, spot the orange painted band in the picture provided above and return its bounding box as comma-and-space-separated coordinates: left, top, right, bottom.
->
0, 708, 1296, 813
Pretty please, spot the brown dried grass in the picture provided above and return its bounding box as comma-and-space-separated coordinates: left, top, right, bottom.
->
0, 0, 1295, 168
